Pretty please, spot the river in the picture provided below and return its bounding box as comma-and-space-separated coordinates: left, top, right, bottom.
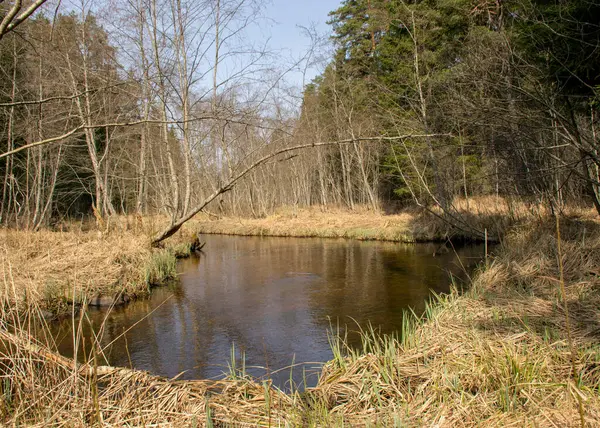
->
49, 235, 486, 389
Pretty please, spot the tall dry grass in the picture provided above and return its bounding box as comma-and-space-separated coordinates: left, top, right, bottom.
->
0, 215, 199, 316
195, 204, 419, 242
1, 208, 600, 426
300, 215, 600, 426
195, 196, 589, 243
0, 300, 296, 426
1, 216, 296, 426
1, 229, 150, 314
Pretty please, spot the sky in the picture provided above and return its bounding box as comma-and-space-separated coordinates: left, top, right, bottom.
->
264, 0, 339, 52
57, 0, 343, 106
253, 0, 342, 86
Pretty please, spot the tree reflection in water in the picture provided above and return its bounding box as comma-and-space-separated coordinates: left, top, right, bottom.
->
48, 235, 486, 389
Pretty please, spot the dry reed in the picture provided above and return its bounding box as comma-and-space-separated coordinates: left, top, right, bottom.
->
1, 208, 600, 426
194, 197, 576, 243
0, 215, 199, 316
302, 215, 600, 426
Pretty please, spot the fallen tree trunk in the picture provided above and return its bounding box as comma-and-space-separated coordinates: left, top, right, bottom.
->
0, 327, 131, 377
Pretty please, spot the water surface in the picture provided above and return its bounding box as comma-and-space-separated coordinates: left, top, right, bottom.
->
50, 235, 485, 389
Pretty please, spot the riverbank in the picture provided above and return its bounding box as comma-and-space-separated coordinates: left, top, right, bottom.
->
194, 198, 552, 243
310, 216, 600, 425
0, 216, 196, 317
0, 199, 538, 315
1, 209, 600, 425
196, 206, 422, 241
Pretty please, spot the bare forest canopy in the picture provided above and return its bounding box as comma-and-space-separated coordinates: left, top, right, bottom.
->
1, 0, 599, 244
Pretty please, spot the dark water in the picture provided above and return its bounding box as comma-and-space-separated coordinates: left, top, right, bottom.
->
48, 235, 485, 389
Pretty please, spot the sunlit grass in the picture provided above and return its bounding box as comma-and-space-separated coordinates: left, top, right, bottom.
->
143, 249, 177, 287
0, 218, 199, 316
2, 212, 600, 425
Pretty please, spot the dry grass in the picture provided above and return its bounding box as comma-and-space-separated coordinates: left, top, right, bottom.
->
196, 205, 420, 242
301, 215, 600, 426
0, 215, 300, 426
0, 307, 297, 426
0, 215, 199, 316
2, 207, 600, 426
1, 229, 150, 313
196, 197, 593, 243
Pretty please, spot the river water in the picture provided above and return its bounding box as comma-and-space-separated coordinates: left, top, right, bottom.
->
49, 235, 485, 389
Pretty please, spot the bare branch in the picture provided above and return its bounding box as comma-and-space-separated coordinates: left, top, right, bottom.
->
0, 0, 48, 40
151, 133, 449, 244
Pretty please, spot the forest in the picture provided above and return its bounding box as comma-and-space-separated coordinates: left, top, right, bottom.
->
1, 0, 600, 426
1, 0, 598, 239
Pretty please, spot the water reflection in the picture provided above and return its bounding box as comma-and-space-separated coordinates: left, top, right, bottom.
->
49, 235, 485, 389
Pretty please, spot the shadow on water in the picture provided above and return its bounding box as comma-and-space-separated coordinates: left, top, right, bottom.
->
47, 235, 488, 390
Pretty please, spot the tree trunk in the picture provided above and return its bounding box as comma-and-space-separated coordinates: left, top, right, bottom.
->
136, 0, 150, 215
151, 0, 180, 221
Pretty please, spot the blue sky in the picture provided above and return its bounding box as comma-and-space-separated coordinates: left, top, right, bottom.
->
265, 0, 340, 52
256, 0, 342, 85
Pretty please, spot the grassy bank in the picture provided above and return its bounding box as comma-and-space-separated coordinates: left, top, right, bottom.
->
0, 216, 196, 316
304, 216, 600, 425
1, 209, 600, 426
194, 198, 562, 243
196, 206, 420, 242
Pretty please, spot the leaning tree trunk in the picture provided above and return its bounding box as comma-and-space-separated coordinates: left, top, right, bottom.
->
151, 134, 444, 245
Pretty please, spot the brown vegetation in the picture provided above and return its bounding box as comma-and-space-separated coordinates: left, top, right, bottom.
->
0, 215, 197, 316
1, 0, 599, 424
0, 316, 294, 426
196, 205, 418, 241
309, 216, 600, 426
195, 197, 584, 243
1, 210, 599, 426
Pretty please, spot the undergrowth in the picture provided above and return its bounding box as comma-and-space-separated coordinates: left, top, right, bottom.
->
1, 212, 600, 426
0, 216, 197, 316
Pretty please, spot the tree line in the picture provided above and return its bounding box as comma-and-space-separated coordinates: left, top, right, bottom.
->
280, 0, 600, 223
1, 0, 599, 242
0, 0, 308, 242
